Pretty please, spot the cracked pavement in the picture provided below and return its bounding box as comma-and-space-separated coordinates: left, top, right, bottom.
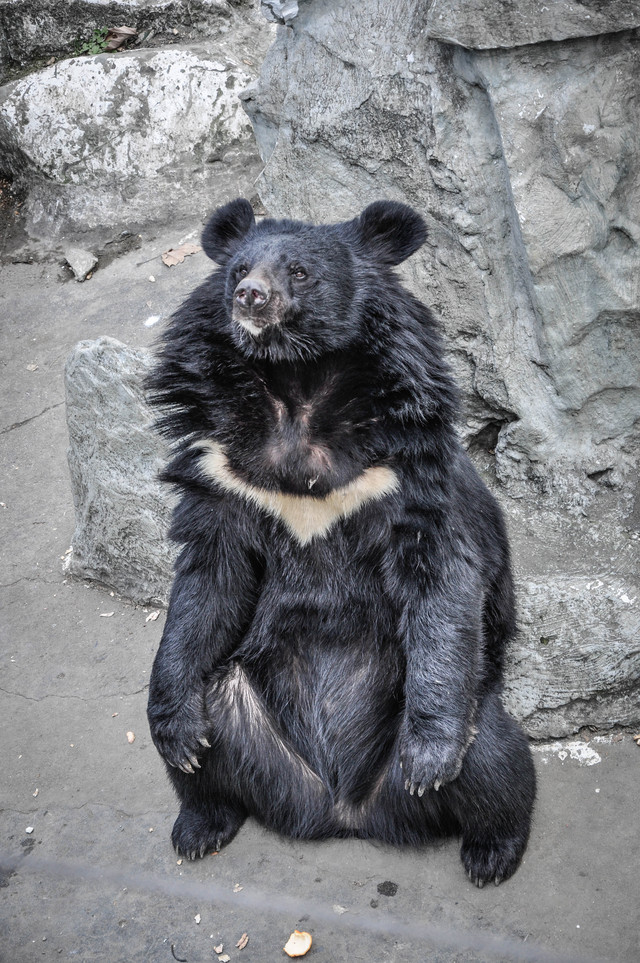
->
1, 226, 639, 963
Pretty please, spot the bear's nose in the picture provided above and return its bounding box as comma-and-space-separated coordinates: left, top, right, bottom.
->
234, 277, 271, 311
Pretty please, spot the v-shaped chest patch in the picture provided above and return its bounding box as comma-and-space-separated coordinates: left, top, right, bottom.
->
194, 440, 399, 545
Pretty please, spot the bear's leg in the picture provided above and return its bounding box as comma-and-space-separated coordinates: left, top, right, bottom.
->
163, 662, 334, 857
447, 690, 536, 886
167, 763, 248, 860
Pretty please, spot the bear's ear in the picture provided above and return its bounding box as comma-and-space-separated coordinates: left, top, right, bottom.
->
350, 200, 427, 266
201, 198, 256, 264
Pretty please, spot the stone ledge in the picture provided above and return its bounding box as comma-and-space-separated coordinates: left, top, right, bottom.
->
426, 0, 640, 50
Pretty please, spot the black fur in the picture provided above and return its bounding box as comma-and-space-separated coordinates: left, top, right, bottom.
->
146, 198, 536, 884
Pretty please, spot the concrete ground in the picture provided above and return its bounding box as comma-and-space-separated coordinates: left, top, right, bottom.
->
1, 220, 639, 963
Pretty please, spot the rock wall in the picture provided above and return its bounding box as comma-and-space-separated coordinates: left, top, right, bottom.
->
242, 0, 640, 504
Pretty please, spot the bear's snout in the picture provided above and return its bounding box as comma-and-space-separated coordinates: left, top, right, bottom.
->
234, 277, 271, 311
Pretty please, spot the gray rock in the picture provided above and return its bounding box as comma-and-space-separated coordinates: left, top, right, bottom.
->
64, 246, 98, 281
426, 0, 640, 50
64, 337, 176, 605
0, 29, 273, 241
463, 34, 640, 496
505, 574, 640, 738
261, 1, 299, 25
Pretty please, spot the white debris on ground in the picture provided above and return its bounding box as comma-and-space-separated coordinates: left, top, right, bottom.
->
532, 741, 602, 766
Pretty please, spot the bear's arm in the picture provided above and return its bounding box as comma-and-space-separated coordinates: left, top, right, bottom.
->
389, 504, 485, 796
147, 492, 263, 773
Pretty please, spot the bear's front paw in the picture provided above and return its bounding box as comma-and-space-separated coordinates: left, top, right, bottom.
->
399, 725, 465, 796
148, 702, 211, 774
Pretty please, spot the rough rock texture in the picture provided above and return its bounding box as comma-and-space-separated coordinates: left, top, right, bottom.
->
64, 337, 175, 605
64, 339, 640, 738
0, 1, 275, 242
426, 0, 640, 48
504, 575, 640, 738
64, 246, 98, 281
0, 40, 266, 239
261, 0, 299, 24
242, 2, 640, 503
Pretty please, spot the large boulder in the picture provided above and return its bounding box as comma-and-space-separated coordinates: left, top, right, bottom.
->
0, 4, 274, 240
64, 337, 175, 605
64, 339, 640, 738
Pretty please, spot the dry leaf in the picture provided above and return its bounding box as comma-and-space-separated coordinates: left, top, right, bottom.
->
232, 883, 243, 893
283, 930, 312, 957
33, 788, 39, 797
218, 956, 231, 963
126, 731, 135, 743
26, 363, 38, 371
194, 913, 201, 924
162, 243, 201, 268
104, 26, 138, 51
100, 612, 115, 618
213, 945, 223, 954
145, 610, 160, 622
236, 933, 249, 950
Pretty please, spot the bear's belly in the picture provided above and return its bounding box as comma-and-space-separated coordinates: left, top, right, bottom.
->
232, 581, 404, 801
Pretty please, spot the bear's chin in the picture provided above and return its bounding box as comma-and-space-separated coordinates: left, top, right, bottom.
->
230, 317, 331, 365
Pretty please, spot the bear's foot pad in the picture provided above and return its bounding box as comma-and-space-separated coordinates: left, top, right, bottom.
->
171, 805, 245, 860
460, 835, 526, 887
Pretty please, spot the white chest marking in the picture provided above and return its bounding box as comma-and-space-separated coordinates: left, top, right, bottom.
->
194, 440, 399, 545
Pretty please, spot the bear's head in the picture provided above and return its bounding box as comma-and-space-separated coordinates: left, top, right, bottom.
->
201, 198, 427, 362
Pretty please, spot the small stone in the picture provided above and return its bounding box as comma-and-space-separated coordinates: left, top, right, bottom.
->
64, 247, 98, 282
25, 827, 34, 834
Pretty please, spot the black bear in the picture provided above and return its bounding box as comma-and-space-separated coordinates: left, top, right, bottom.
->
146, 198, 536, 886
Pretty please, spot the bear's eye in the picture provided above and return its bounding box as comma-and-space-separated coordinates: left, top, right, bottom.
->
237, 265, 248, 279
291, 266, 307, 280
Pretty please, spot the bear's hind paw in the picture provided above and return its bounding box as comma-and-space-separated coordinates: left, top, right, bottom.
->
460, 834, 526, 887
171, 805, 245, 860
